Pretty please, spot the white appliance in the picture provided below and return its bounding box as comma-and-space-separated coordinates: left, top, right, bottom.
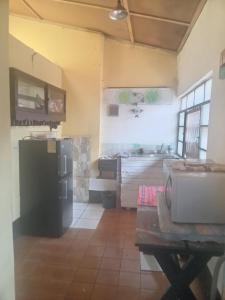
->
164, 165, 225, 224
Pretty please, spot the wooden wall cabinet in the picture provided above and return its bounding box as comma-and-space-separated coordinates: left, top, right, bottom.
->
10, 68, 66, 127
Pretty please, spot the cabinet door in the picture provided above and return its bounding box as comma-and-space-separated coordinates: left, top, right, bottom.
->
10, 68, 47, 123
121, 190, 138, 208
48, 85, 66, 121
17, 78, 46, 112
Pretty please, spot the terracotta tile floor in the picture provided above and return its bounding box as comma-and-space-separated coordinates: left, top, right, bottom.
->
14, 208, 205, 300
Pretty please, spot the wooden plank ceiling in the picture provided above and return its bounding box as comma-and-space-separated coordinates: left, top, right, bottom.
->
10, 0, 207, 52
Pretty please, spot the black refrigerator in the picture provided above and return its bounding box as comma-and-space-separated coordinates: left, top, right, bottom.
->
19, 138, 73, 237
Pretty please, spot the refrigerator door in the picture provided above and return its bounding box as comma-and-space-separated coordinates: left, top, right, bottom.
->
58, 139, 73, 177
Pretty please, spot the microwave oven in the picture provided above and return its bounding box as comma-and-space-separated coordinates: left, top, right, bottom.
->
164, 166, 225, 224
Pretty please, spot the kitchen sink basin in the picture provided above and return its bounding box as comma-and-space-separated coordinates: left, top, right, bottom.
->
130, 153, 178, 159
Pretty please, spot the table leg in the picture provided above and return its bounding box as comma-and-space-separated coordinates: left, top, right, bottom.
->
154, 253, 196, 300
157, 253, 212, 300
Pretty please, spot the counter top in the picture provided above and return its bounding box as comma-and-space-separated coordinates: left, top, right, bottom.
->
122, 154, 179, 159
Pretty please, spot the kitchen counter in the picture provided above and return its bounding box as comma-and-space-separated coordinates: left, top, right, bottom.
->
128, 153, 179, 159
120, 155, 176, 208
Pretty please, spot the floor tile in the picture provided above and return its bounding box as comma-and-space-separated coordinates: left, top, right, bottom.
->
123, 238, 136, 249
139, 289, 163, 300
81, 256, 102, 269
16, 277, 69, 298
75, 219, 100, 229
33, 263, 75, 283
91, 284, 117, 300
119, 272, 140, 288
100, 257, 121, 271
27, 248, 68, 266
140, 271, 169, 290
82, 210, 104, 220
76, 229, 95, 240
65, 282, 94, 300
61, 228, 80, 240
15, 259, 38, 279
70, 238, 90, 251
73, 210, 84, 218
66, 250, 87, 267
86, 205, 104, 211
85, 246, 105, 257
96, 270, 120, 286
73, 203, 88, 210
106, 237, 125, 248
89, 236, 107, 246
88, 203, 104, 209
117, 286, 140, 300
30, 292, 66, 300
103, 247, 123, 259
121, 259, 140, 273
140, 253, 162, 272
73, 268, 98, 284
123, 248, 140, 261
70, 220, 78, 227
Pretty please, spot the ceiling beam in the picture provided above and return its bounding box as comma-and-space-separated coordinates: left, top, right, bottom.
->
20, 0, 43, 20
52, 0, 111, 11
123, 0, 134, 43
130, 12, 190, 27
178, 0, 207, 53
51, 0, 190, 27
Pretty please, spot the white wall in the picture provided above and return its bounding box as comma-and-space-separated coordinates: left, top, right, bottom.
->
0, 1, 15, 299
177, 0, 225, 163
101, 88, 178, 155
9, 35, 62, 221
9, 35, 62, 87
103, 38, 177, 89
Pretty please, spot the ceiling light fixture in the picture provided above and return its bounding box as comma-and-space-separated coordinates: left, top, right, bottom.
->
109, 0, 128, 21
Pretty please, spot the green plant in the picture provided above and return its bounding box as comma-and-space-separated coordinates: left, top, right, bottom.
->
118, 90, 132, 104
145, 89, 160, 104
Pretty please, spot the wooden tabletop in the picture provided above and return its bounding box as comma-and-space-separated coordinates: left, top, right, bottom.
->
136, 206, 225, 256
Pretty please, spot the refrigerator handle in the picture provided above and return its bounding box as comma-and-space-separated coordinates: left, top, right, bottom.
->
65, 180, 68, 199
64, 155, 67, 174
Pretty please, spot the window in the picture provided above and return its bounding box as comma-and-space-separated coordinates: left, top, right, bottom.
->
177, 79, 212, 159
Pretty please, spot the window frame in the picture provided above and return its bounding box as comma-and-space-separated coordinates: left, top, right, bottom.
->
177, 79, 211, 159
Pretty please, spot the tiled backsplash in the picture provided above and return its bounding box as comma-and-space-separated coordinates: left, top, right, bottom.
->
73, 136, 91, 203
101, 143, 175, 156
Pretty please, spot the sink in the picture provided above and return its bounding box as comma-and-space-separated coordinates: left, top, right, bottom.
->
148, 154, 178, 159
130, 153, 178, 159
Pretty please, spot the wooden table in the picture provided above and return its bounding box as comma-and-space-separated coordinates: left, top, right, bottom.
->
136, 206, 225, 300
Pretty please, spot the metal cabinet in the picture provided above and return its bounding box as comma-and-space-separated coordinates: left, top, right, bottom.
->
120, 157, 164, 208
